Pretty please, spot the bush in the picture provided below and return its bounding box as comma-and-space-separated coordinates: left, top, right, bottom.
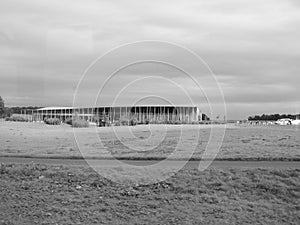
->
199, 121, 211, 125
71, 119, 89, 128
63, 118, 89, 127
113, 121, 121, 126
5, 115, 28, 122
129, 118, 137, 126
44, 118, 60, 125
120, 120, 129, 126
65, 118, 73, 125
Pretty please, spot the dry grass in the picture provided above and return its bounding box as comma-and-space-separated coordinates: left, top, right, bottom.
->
0, 122, 299, 160
0, 163, 299, 224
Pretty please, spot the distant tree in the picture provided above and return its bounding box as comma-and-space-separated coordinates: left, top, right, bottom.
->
248, 113, 299, 121
4, 107, 12, 117
0, 96, 4, 118
273, 114, 280, 120
202, 114, 210, 121
253, 115, 260, 120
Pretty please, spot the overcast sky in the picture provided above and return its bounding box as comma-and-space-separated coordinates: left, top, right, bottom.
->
0, 0, 299, 119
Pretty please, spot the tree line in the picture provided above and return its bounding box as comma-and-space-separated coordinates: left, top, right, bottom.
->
0, 96, 41, 118
248, 114, 300, 121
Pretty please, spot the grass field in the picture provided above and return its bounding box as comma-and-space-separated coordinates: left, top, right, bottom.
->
0, 122, 299, 224
0, 121, 299, 160
0, 163, 299, 224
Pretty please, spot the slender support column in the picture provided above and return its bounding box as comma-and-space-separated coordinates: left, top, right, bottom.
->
139, 106, 141, 123
90, 108, 92, 121
147, 106, 149, 121
180, 107, 182, 121
92, 108, 94, 122
113, 107, 116, 123
160, 107, 162, 121
167, 107, 169, 122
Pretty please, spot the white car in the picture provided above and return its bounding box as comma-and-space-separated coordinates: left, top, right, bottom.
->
291, 119, 300, 125
275, 118, 292, 125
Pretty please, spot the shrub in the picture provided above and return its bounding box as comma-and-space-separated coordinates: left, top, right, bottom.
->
65, 118, 73, 125
199, 121, 211, 125
71, 119, 89, 128
63, 118, 89, 127
129, 118, 137, 126
113, 121, 121, 126
120, 120, 129, 126
5, 115, 28, 122
44, 118, 60, 125
165, 120, 174, 124
98, 120, 106, 127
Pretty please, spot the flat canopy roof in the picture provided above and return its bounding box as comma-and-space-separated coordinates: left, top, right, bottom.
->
37, 105, 198, 111
37, 107, 74, 111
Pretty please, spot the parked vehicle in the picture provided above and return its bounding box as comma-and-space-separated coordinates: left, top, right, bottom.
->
275, 118, 292, 125
291, 119, 300, 125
